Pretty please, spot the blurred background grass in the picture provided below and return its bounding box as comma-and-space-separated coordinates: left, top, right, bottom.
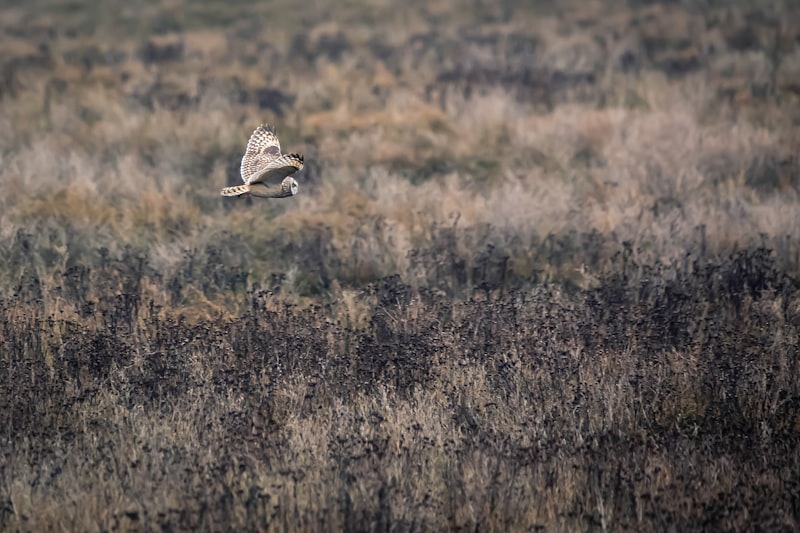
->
1, 0, 798, 312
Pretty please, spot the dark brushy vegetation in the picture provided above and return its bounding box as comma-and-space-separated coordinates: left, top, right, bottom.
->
1, 0, 800, 530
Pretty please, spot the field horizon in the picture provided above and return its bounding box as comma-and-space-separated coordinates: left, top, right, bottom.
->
1, 0, 799, 530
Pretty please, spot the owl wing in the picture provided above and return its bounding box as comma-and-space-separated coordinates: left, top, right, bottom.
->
240, 124, 282, 184
249, 153, 305, 185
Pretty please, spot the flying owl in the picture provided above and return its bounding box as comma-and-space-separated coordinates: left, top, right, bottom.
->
221, 124, 304, 198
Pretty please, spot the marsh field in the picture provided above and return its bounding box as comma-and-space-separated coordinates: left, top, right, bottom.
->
1, 0, 799, 530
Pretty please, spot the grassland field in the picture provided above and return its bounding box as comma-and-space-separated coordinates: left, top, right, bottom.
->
1, 0, 800, 530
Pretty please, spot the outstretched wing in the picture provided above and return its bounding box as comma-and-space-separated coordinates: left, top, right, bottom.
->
249, 153, 304, 185
240, 124, 282, 184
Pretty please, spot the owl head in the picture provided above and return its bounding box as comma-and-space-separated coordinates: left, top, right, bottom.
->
281, 176, 299, 197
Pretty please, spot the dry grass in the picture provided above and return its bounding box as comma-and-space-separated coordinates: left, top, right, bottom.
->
1, 0, 799, 530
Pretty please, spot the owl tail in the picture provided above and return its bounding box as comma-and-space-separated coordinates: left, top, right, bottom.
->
221, 184, 250, 197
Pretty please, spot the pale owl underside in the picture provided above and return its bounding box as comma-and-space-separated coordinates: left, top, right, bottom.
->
221, 124, 304, 198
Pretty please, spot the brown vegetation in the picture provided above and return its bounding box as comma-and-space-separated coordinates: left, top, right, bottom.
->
1, 0, 799, 530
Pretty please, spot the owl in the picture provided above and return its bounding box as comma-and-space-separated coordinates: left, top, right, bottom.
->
221, 124, 304, 198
